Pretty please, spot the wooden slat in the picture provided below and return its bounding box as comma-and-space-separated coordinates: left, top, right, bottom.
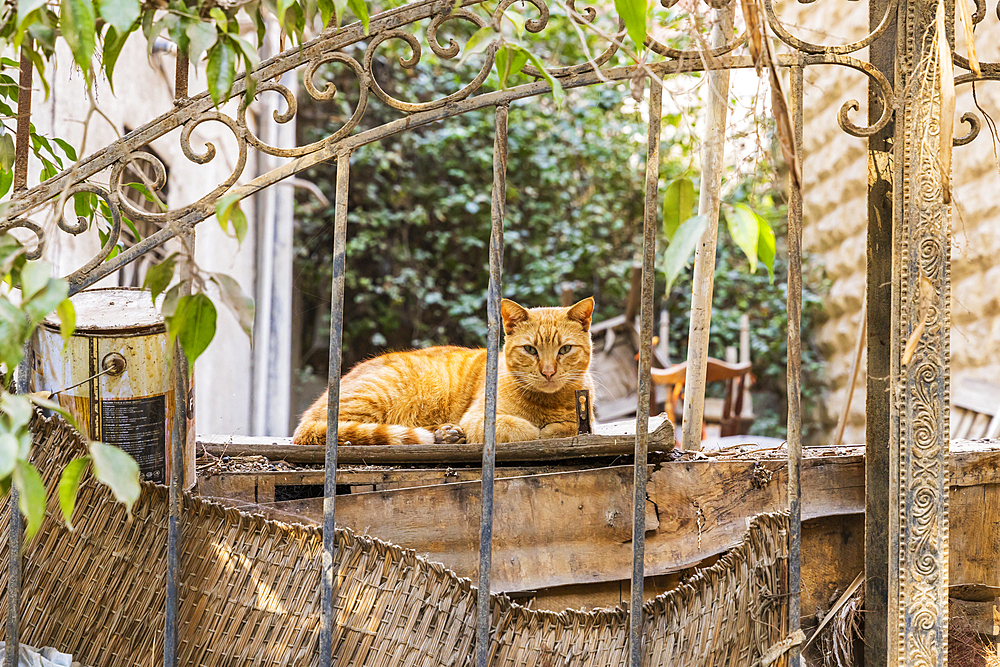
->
953, 379, 1000, 415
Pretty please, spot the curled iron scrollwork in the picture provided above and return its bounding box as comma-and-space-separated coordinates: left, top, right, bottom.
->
0, 0, 923, 287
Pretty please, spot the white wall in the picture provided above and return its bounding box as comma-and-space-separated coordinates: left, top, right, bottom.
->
25, 35, 290, 438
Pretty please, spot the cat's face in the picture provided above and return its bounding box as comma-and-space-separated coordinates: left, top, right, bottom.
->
500, 297, 594, 393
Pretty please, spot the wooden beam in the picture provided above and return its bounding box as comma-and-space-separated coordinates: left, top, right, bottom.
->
197, 420, 673, 465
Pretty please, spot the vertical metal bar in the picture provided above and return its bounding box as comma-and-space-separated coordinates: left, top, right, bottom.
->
476, 102, 507, 667
8, 38, 33, 662
5, 489, 19, 667
6, 354, 28, 667
786, 62, 805, 667
865, 0, 897, 663
320, 152, 350, 666
174, 53, 189, 102
680, 4, 733, 450
629, 76, 661, 667
13, 44, 33, 192
165, 234, 192, 667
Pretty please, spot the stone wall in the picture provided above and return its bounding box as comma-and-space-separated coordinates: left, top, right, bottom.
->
782, 1, 1000, 443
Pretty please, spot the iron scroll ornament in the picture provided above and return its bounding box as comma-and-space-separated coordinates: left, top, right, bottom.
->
0, 0, 909, 289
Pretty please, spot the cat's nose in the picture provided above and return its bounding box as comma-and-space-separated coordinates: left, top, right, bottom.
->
541, 368, 556, 380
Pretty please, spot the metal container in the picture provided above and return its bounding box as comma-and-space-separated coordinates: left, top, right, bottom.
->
31, 287, 195, 489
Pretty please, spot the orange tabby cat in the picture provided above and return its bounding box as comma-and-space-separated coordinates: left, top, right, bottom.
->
292, 297, 596, 446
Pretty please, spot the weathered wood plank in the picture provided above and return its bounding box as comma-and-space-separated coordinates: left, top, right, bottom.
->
196, 443, 1000, 597
197, 419, 673, 465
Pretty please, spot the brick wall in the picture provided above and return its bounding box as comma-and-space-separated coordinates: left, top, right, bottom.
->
780, 2, 1000, 443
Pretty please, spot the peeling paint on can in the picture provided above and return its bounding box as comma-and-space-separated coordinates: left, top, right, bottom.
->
31, 287, 195, 489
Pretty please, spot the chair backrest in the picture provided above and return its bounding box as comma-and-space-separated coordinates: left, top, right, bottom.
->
951, 378, 1000, 440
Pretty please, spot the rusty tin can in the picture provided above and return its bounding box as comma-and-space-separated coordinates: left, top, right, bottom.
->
31, 287, 195, 489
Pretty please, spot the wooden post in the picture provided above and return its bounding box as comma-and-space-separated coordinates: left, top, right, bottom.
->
887, 1, 951, 665
865, 0, 896, 662
680, 3, 733, 451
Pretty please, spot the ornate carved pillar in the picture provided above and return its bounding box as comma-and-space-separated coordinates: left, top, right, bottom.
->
889, 1, 951, 664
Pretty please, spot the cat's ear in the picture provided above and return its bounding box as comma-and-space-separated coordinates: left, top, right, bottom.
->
501, 299, 530, 335
567, 297, 595, 332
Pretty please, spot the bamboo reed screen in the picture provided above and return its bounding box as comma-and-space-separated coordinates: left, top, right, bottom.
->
0, 415, 789, 666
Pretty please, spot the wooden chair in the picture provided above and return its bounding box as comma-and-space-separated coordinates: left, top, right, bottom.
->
651, 356, 754, 437
951, 378, 1000, 440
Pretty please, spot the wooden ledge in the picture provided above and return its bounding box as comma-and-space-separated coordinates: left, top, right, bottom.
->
197, 419, 674, 465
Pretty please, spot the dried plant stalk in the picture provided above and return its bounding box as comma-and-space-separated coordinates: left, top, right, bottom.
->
956, 0, 981, 77
936, 0, 955, 204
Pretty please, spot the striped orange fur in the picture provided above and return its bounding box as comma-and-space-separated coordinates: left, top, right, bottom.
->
292, 297, 596, 446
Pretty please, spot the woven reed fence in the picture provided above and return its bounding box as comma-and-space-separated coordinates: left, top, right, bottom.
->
0, 415, 790, 666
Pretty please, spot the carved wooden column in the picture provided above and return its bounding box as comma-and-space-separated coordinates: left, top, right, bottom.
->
889, 0, 951, 664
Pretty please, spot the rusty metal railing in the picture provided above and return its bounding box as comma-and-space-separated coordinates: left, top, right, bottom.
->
5, 0, 987, 664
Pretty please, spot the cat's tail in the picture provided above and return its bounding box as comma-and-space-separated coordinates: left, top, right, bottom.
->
292, 419, 435, 446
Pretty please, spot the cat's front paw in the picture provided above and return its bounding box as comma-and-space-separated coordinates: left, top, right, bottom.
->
434, 424, 467, 444
539, 421, 576, 439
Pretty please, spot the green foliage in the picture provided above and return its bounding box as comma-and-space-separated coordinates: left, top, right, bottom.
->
295, 49, 660, 371
662, 176, 694, 240
663, 210, 829, 442
661, 213, 708, 292
614, 0, 648, 54
293, 35, 828, 439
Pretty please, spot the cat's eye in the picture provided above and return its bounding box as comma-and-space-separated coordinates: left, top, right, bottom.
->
559, 345, 572, 355
524, 345, 538, 356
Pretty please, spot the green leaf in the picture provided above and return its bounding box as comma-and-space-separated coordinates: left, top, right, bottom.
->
332, 0, 348, 29
0, 299, 29, 370
1, 392, 34, 431
0, 432, 17, 479
20, 258, 51, 300
102, 25, 132, 93
211, 273, 255, 342
206, 40, 237, 107
0, 170, 13, 199
215, 192, 247, 243
142, 254, 177, 304
614, 0, 647, 54
520, 48, 564, 107
122, 215, 141, 243
0, 133, 14, 171
28, 393, 76, 426
662, 214, 709, 292
757, 216, 776, 283
14, 461, 46, 542
168, 293, 217, 368
89, 441, 140, 516
17, 0, 48, 31
60, 0, 97, 75
22, 277, 69, 326
122, 181, 166, 211
0, 235, 25, 276
96, 0, 139, 35
727, 203, 760, 272
501, 8, 525, 35
247, 0, 266, 44
230, 35, 260, 102
461, 27, 496, 64
52, 137, 77, 162
161, 283, 182, 319
58, 456, 89, 529
662, 177, 694, 240
346, 0, 368, 34
318, 0, 334, 29
186, 20, 217, 64
56, 298, 75, 341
